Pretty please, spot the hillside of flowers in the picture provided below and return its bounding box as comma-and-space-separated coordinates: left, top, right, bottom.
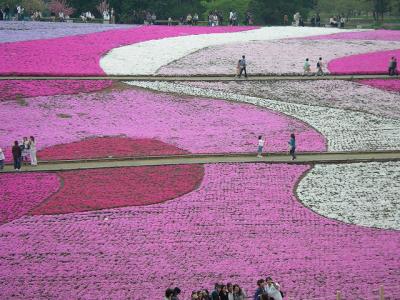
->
129, 81, 400, 152
0, 86, 326, 162
0, 164, 399, 299
1, 24, 400, 300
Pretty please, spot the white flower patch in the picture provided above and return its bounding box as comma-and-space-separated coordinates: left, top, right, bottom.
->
101, 27, 361, 75
126, 81, 400, 152
158, 39, 400, 76
296, 162, 400, 230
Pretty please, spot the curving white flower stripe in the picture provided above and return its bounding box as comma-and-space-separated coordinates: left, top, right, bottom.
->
126, 81, 400, 152
297, 162, 400, 230
100, 27, 362, 75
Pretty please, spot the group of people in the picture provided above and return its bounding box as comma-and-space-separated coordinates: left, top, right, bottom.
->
164, 277, 283, 300
258, 134, 297, 160
303, 57, 325, 76
329, 16, 346, 28
3, 136, 38, 171
0, 4, 24, 21
208, 11, 224, 26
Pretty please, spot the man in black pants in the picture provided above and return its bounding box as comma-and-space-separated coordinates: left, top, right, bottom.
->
239, 55, 247, 78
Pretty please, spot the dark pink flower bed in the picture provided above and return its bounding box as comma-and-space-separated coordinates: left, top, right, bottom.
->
0, 80, 112, 102
37, 137, 189, 161
0, 173, 60, 224
30, 164, 204, 215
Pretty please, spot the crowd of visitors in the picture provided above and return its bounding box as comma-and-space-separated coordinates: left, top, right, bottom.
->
6, 136, 38, 171
164, 278, 283, 300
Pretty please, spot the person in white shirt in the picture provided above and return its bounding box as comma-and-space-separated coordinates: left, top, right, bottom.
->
265, 277, 283, 300
257, 135, 265, 158
29, 136, 37, 166
0, 147, 5, 170
227, 283, 234, 300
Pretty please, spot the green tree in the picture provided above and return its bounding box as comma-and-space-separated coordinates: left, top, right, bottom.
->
249, 0, 315, 25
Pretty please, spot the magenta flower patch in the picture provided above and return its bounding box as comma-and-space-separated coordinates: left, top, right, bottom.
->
357, 79, 400, 92
0, 80, 113, 102
0, 172, 60, 224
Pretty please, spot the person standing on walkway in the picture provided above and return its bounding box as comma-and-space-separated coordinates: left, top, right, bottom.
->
0, 148, 5, 170
12, 141, 22, 171
389, 56, 397, 76
238, 55, 247, 78
21, 136, 30, 165
316, 57, 324, 76
29, 136, 37, 166
288, 133, 296, 160
303, 58, 311, 75
257, 135, 265, 158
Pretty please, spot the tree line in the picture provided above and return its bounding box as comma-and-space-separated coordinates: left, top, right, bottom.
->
1, 0, 399, 24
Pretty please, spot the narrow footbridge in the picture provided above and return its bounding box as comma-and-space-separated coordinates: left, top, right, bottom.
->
0, 74, 398, 81
2, 151, 400, 173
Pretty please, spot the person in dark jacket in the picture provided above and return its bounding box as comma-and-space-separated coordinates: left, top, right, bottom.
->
288, 133, 296, 160
253, 279, 266, 300
211, 283, 222, 300
12, 140, 22, 170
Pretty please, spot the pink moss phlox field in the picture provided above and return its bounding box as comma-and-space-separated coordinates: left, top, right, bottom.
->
0, 164, 399, 299
0, 80, 113, 102
37, 137, 189, 160
303, 29, 400, 41
0, 173, 60, 224
358, 79, 400, 92
328, 48, 400, 75
30, 164, 204, 215
0, 25, 257, 76
0, 88, 326, 162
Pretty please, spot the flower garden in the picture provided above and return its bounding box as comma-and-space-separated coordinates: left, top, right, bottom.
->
0, 22, 400, 299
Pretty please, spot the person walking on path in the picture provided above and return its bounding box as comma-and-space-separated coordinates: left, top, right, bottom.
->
0, 148, 5, 170
389, 56, 397, 76
303, 58, 311, 75
238, 55, 248, 78
288, 133, 296, 160
316, 57, 324, 76
257, 135, 265, 158
29, 136, 38, 166
12, 141, 22, 171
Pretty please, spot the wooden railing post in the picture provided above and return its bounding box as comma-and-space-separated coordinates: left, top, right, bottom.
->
336, 290, 341, 300
379, 285, 385, 300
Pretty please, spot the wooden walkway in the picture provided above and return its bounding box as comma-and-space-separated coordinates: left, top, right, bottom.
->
0, 74, 398, 82
2, 151, 400, 173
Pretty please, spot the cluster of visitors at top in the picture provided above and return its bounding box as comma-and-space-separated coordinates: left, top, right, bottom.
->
0, 4, 24, 21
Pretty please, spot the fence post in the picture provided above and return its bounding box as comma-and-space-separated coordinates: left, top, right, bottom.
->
379, 285, 384, 300
336, 290, 341, 300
